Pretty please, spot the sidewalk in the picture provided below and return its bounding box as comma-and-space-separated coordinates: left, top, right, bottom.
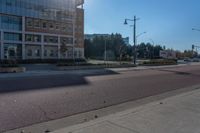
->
0, 63, 193, 79
53, 87, 200, 133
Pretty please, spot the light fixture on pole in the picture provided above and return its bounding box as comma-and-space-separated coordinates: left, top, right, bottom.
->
124, 16, 140, 65
192, 28, 200, 32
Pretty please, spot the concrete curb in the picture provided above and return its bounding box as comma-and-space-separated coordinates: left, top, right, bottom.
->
56, 64, 136, 71
0, 67, 26, 73
53, 85, 200, 133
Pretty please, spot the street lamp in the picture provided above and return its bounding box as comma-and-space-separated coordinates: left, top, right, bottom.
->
104, 36, 113, 65
135, 31, 147, 58
149, 39, 155, 59
136, 32, 147, 48
124, 16, 140, 65
136, 32, 147, 38
104, 39, 107, 64
192, 28, 200, 58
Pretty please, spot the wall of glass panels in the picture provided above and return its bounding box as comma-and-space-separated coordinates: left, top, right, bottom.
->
0, 0, 77, 21
4, 32, 22, 41
0, 14, 22, 31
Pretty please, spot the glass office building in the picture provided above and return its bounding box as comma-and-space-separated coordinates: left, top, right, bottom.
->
0, 0, 84, 60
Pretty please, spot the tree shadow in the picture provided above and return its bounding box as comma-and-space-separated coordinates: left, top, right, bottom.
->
156, 69, 192, 75
154, 68, 200, 76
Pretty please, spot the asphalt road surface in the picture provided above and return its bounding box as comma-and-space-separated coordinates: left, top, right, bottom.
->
1, 65, 200, 132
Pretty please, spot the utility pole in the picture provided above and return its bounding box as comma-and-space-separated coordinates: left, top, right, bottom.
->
192, 44, 200, 58
124, 16, 140, 65
133, 16, 137, 65
149, 39, 155, 59
104, 39, 107, 64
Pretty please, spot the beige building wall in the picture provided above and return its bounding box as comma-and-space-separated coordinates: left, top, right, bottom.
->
75, 8, 84, 58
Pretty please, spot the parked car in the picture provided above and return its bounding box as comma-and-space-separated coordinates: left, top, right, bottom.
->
184, 58, 192, 62
192, 58, 200, 62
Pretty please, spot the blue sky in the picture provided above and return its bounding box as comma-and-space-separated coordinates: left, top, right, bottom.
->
84, 0, 200, 51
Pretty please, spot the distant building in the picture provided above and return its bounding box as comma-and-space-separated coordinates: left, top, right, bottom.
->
84, 34, 110, 41
160, 50, 177, 59
85, 34, 129, 45
123, 37, 130, 45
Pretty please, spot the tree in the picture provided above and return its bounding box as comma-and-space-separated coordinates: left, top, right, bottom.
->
136, 42, 164, 59
84, 34, 165, 60
84, 39, 93, 58
60, 42, 68, 58
84, 33, 129, 60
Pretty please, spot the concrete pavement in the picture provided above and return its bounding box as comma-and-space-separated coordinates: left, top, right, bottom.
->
53, 87, 200, 133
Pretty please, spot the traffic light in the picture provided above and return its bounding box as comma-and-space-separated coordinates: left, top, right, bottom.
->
192, 45, 195, 50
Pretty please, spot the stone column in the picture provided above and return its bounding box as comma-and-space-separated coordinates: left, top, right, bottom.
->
1, 30, 4, 60
22, 34, 26, 60
41, 35, 44, 59
58, 36, 61, 59
72, 10, 77, 60
22, 17, 26, 60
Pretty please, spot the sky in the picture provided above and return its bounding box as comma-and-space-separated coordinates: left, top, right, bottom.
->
84, 0, 200, 51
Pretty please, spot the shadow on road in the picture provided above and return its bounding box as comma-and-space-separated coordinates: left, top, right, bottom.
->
156, 69, 192, 75
153, 68, 200, 77
0, 69, 119, 94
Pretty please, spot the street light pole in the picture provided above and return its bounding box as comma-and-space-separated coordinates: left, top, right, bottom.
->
133, 16, 137, 65
149, 39, 155, 59
192, 28, 200, 58
124, 16, 140, 65
104, 39, 107, 65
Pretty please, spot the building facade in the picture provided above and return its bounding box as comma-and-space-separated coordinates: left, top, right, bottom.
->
160, 50, 177, 59
123, 37, 130, 45
0, 0, 84, 60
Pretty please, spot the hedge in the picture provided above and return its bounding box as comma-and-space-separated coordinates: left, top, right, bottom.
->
142, 59, 177, 66
0, 59, 86, 64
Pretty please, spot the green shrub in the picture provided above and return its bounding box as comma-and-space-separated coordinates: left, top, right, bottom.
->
16, 59, 86, 64
142, 59, 177, 66
0, 60, 19, 68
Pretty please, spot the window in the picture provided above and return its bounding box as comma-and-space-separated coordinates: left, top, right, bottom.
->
35, 49, 40, 56
34, 36, 40, 42
42, 22, 47, 28
74, 51, 77, 58
34, 20, 40, 28
25, 34, 41, 42
55, 24, 59, 30
61, 37, 73, 44
79, 50, 82, 58
6, 0, 13, 6
26, 18, 33, 27
4, 32, 22, 41
49, 23, 54, 29
4, 43, 22, 59
44, 50, 47, 56
44, 36, 58, 43
1, 15, 22, 31
68, 51, 73, 58
50, 50, 54, 57
27, 49, 32, 56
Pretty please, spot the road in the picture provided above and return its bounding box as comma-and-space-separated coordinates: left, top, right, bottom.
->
1, 64, 200, 132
